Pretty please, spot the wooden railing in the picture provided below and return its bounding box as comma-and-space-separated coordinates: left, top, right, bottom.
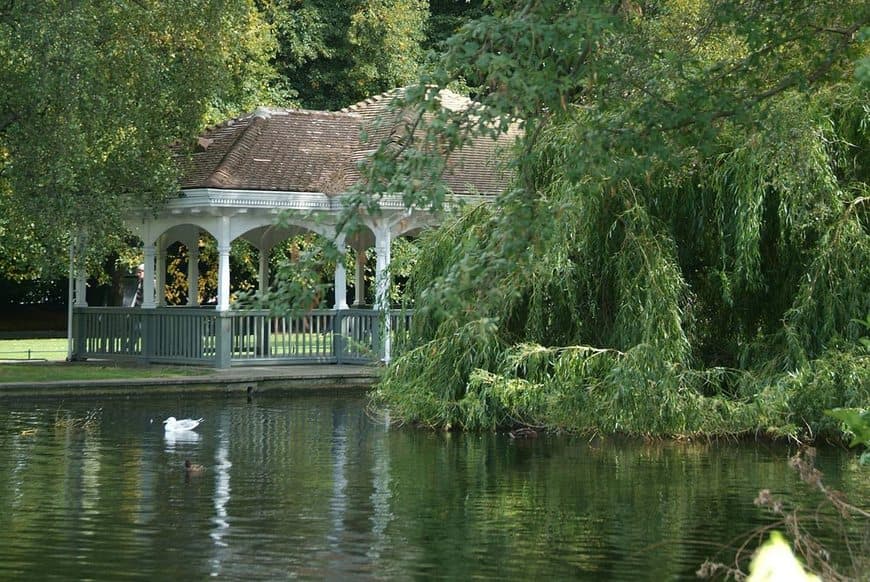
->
71, 307, 412, 367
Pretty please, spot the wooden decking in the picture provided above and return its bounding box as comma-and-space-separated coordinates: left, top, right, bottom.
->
0, 363, 381, 399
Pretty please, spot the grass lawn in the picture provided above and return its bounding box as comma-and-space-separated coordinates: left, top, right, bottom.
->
0, 338, 69, 361
0, 339, 202, 382
0, 362, 203, 383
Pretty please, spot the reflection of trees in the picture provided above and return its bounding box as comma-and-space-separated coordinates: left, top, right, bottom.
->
379, 434, 804, 579
0, 409, 150, 578
207, 397, 390, 578
0, 401, 862, 579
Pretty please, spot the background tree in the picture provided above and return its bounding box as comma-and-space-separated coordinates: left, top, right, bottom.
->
0, 0, 280, 281
424, 0, 487, 52
258, 0, 428, 110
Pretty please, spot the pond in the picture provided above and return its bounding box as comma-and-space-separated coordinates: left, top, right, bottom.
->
0, 392, 864, 580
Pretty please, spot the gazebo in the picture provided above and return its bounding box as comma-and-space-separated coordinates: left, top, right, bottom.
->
69, 89, 515, 367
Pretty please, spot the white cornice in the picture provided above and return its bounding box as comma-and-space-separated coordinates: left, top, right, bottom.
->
173, 189, 335, 211
158, 188, 493, 215
125, 188, 496, 240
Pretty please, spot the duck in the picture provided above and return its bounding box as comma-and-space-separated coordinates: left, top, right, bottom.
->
164, 416, 203, 432
508, 427, 539, 439
185, 459, 206, 475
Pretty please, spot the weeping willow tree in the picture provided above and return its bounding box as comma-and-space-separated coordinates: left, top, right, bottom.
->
354, 0, 870, 438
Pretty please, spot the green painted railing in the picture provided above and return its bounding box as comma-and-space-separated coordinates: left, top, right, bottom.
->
71, 307, 412, 367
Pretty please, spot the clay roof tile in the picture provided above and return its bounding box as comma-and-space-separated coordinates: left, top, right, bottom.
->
176, 89, 516, 197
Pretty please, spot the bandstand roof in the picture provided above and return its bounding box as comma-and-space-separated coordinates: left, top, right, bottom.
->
174, 88, 518, 197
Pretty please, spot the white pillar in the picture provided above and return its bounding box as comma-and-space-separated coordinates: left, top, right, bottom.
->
156, 245, 166, 306
354, 248, 366, 306
217, 244, 230, 311
71, 234, 88, 307
142, 244, 156, 309
67, 242, 75, 360
374, 225, 392, 362
374, 227, 391, 311
74, 270, 88, 307
258, 245, 270, 296
333, 234, 348, 310
187, 240, 199, 306
217, 216, 231, 311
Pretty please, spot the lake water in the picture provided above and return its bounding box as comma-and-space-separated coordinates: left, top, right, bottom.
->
0, 392, 864, 580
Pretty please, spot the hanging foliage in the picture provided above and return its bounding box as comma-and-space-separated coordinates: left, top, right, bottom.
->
366, 0, 870, 439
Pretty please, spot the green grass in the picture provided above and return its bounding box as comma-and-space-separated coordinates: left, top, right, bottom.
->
0, 338, 205, 382
0, 338, 69, 361
0, 361, 202, 383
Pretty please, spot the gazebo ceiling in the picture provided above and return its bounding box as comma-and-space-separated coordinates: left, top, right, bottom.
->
239, 224, 312, 250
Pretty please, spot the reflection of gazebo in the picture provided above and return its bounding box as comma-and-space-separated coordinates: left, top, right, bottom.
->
70, 89, 515, 367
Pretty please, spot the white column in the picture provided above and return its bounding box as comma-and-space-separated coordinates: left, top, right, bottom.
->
67, 242, 75, 360
354, 248, 366, 306
258, 245, 270, 296
374, 226, 391, 311
217, 216, 231, 311
333, 234, 348, 310
156, 245, 166, 306
73, 235, 88, 307
142, 244, 156, 308
187, 240, 199, 306
374, 225, 392, 362
74, 271, 88, 307
217, 245, 230, 311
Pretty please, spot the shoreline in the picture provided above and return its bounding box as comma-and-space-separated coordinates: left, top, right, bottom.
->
0, 363, 380, 398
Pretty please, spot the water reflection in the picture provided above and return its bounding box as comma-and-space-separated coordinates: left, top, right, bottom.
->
328, 406, 348, 548
164, 429, 201, 449
210, 415, 232, 576
368, 420, 392, 563
81, 429, 101, 513
0, 396, 862, 581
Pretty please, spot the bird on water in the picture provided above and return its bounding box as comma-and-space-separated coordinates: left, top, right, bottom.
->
185, 459, 206, 475
163, 417, 204, 432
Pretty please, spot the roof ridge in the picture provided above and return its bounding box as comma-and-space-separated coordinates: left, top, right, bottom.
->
202, 111, 256, 134
341, 87, 406, 112
339, 86, 475, 115
204, 115, 268, 188
202, 107, 358, 134
247, 105, 362, 118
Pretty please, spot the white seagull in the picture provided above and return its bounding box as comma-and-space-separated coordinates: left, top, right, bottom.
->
163, 416, 204, 432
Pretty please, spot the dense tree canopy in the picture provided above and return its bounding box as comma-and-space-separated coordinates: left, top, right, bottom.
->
0, 0, 478, 284
364, 0, 870, 438
0, 0, 278, 279
258, 0, 429, 110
